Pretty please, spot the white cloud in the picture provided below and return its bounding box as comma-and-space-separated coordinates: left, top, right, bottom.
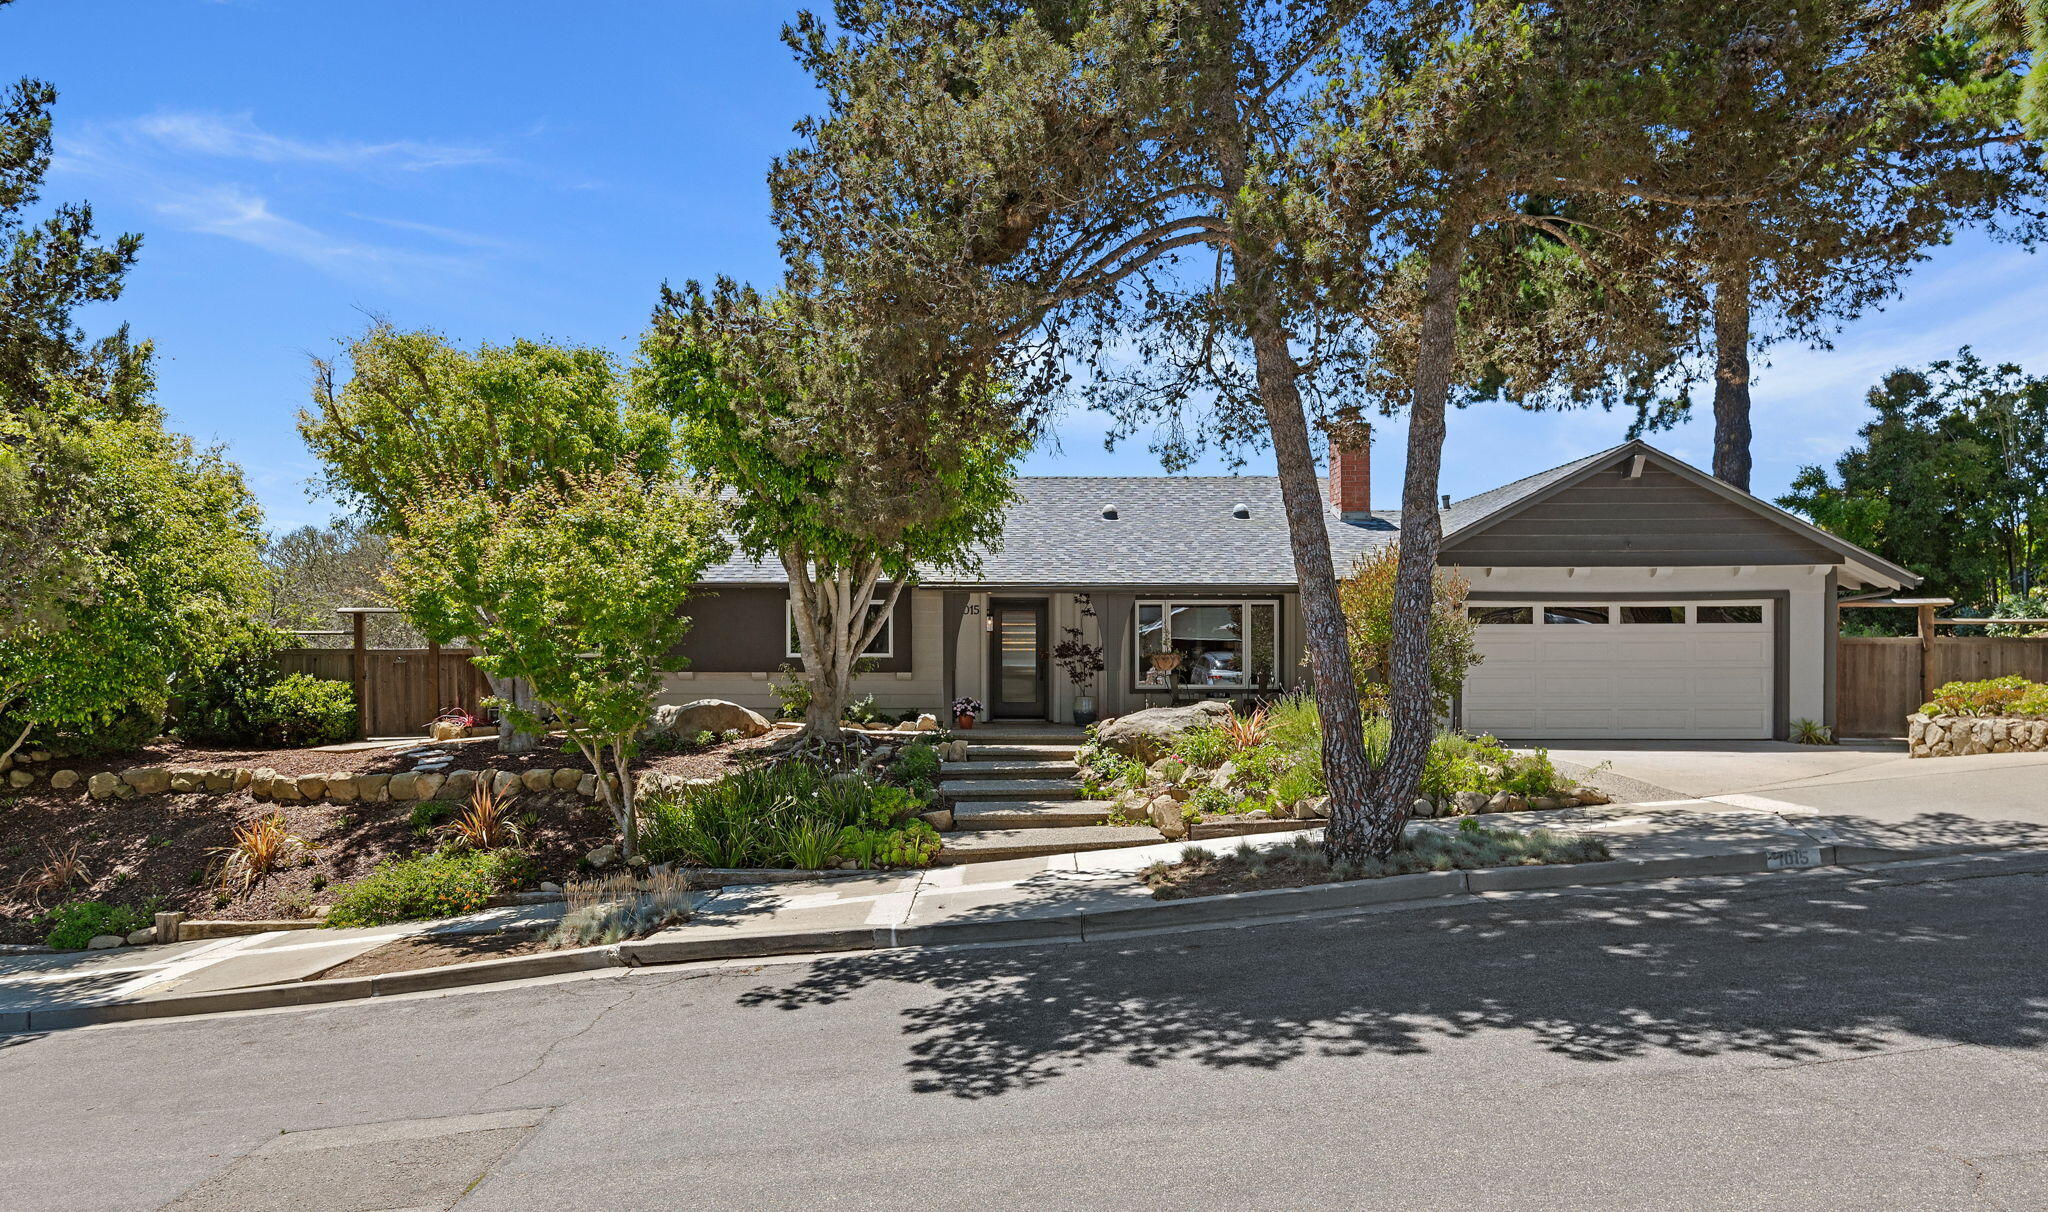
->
130, 110, 497, 172
152, 183, 468, 281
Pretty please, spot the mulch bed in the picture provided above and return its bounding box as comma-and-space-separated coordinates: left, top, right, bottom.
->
0, 732, 778, 946
310, 932, 551, 980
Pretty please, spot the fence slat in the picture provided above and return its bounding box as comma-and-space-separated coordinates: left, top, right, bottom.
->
1838, 636, 2048, 737
275, 648, 494, 738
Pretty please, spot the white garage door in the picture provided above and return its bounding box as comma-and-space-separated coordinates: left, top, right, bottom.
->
1460, 601, 1774, 740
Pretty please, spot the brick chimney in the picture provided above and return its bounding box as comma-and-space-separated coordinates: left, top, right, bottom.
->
1327, 421, 1372, 522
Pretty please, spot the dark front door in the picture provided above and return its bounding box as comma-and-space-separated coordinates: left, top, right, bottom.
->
988, 598, 1049, 719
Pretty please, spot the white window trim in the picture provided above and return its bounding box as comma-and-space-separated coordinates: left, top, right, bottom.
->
1133, 599, 1282, 690
785, 598, 894, 660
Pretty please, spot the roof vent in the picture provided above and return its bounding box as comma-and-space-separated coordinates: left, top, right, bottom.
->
1100, 504, 1118, 520
1232, 502, 1251, 519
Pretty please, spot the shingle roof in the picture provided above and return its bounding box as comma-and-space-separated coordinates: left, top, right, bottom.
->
696, 476, 1400, 588
694, 439, 1915, 589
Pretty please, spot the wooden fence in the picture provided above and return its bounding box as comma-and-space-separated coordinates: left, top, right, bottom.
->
276, 647, 493, 739
1837, 636, 2048, 737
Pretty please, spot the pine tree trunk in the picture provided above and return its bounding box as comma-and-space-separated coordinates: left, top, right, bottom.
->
1347, 215, 1470, 859
1711, 263, 1754, 492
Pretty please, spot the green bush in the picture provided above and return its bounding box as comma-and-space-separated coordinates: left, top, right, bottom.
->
637, 759, 942, 870
1168, 727, 1233, 769
1921, 676, 2048, 718
325, 849, 533, 927
175, 630, 284, 745
407, 800, 455, 835
260, 673, 357, 747
1078, 745, 1144, 799
40, 900, 149, 950
889, 742, 940, 788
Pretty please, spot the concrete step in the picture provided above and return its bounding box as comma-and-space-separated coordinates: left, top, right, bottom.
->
957, 725, 1087, 744
965, 743, 1081, 761
940, 778, 1084, 802
935, 824, 1163, 864
941, 759, 1080, 779
952, 800, 1114, 829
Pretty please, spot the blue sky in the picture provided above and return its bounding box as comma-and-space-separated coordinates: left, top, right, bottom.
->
11, 0, 2047, 532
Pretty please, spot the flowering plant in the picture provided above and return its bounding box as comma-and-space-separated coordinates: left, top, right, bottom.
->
950, 697, 983, 719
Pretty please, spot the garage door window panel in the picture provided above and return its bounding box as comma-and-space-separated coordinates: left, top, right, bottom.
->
1543, 606, 1610, 625
1697, 605, 1764, 625
1621, 606, 1685, 624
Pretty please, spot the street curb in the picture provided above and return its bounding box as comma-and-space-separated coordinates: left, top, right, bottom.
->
3, 840, 2024, 1033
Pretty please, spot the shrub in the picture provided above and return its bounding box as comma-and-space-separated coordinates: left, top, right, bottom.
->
1168, 726, 1234, 769
259, 674, 356, 747
40, 900, 148, 950
210, 813, 310, 891
1078, 745, 1144, 798
175, 630, 285, 745
1791, 718, 1837, 745
325, 849, 533, 927
889, 742, 941, 788
407, 800, 455, 834
1921, 676, 2048, 718
636, 759, 944, 869
549, 869, 692, 948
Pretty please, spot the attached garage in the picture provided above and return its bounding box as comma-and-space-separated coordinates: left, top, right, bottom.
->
1459, 599, 1779, 739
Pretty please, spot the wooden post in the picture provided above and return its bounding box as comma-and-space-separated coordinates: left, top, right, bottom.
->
1917, 602, 1938, 705
428, 638, 442, 719
352, 611, 369, 740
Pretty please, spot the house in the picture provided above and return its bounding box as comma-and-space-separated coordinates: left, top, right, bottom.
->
664, 434, 1919, 741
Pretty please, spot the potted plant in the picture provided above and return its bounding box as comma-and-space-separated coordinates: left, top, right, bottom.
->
1052, 627, 1107, 727
951, 697, 983, 729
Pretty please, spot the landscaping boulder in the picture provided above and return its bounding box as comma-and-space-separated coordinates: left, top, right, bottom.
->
1295, 797, 1327, 821
652, 698, 770, 740
356, 773, 391, 802
441, 770, 477, 802
551, 767, 581, 792
7, 769, 32, 788
326, 774, 358, 802
168, 771, 199, 793
491, 770, 521, 799
202, 769, 236, 793
1483, 791, 1528, 813
294, 775, 326, 800
87, 934, 124, 950
50, 769, 79, 790
1148, 795, 1189, 840
1094, 700, 1235, 762
1570, 785, 1611, 805
585, 843, 618, 868
270, 779, 303, 803
913, 713, 939, 732
85, 772, 117, 798
388, 772, 419, 800
919, 807, 954, 832
125, 927, 154, 946
248, 768, 280, 798
1453, 791, 1489, 816
414, 772, 446, 801
1411, 796, 1436, 819
577, 773, 596, 799
121, 766, 171, 795
1529, 796, 1565, 812
1147, 756, 1188, 784
520, 768, 553, 794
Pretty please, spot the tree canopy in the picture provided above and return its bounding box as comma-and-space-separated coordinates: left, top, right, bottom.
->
1779, 349, 2047, 611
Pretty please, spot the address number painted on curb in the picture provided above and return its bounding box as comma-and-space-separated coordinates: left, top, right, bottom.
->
1766, 846, 1825, 870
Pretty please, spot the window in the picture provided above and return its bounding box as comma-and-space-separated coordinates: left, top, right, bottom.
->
1469, 606, 1533, 625
1620, 606, 1685, 624
1544, 606, 1610, 625
1134, 600, 1281, 690
1697, 604, 1764, 625
786, 598, 893, 659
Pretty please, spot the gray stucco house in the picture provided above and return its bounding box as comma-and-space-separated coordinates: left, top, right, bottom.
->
666, 436, 1918, 741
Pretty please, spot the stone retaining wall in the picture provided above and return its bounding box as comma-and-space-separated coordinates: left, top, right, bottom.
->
1908, 713, 2048, 758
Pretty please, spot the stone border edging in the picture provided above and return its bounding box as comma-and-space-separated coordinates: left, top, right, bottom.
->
1909, 713, 2048, 758
2, 839, 2010, 1034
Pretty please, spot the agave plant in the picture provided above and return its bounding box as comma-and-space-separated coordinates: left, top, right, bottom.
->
436, 781, 525, 851
212, 814, 310, 891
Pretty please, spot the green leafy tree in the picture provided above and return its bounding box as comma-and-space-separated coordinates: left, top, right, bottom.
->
388, 471, 729, 857
1951, 0, 2048, 140
1779, 349, 2048, 610
1337, 548, 1476, 719
639, 281, 1027, 744
260, 519, 419, 648
0, 405, 267, 763
298, 325, 675, 750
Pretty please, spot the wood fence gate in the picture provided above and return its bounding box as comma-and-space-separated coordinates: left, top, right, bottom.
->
1837, 636, 2048, 737
276, 647, 493, 739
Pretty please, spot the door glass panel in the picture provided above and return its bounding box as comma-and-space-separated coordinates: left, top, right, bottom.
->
997, 609, 1039, 703
1620, 606, 1685, 624
1543, 606, 1610, 625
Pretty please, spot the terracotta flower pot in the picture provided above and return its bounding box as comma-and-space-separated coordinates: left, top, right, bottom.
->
955, 714, 976, 729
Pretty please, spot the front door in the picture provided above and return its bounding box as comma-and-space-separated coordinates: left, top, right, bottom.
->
988, 598, 1049, 719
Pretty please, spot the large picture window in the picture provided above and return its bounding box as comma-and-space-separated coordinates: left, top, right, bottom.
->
1134, 600, 1281, 690
786, 599, 893, 659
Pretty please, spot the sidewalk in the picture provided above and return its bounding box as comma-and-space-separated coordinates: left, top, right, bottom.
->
5, 796, 2038, 1033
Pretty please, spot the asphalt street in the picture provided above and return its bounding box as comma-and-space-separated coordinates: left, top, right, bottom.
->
6, 851, 2047, 1211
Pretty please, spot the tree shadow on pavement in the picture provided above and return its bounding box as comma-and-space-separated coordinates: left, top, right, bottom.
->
734, 851, 2048, 1099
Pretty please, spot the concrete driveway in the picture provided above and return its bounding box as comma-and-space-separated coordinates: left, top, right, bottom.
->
1533, 739, 2048, 847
